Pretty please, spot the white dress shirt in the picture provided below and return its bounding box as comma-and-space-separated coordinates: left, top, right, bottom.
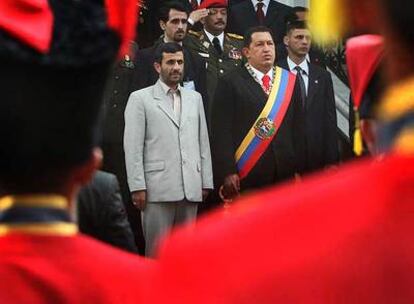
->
249, 65, 274, 87
287, 56, 309, 94
204, 30, 225, 49
251, 0, 270, 15
159, 80, 182, 122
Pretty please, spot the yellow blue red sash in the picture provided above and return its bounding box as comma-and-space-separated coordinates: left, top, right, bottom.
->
235, 67, 296, 179
0, 195, 77, 236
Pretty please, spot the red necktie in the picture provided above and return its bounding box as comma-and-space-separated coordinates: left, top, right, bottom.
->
256, 1, 265, 25
262, 74, 271, 93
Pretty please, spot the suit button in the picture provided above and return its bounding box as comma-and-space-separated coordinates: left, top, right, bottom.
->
113, 90, 118, 95
182, 160, 186, 165
114, 75, 120, 80
112, 104, 117, 108
219, 69, 224, 74
218, 59, 223, 63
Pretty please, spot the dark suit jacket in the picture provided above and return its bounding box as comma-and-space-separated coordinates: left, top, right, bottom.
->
227, 1, 292, 44
211, 66, 303, 192
278, 58, 339, 173
78, 171, 138, 253
130, 39, 208, 108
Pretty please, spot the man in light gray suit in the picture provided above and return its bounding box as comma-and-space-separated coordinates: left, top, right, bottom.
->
124, 43, 213, 257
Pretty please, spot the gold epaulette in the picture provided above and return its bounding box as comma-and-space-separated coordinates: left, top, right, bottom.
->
227, 33, 244, 40
188, 30, 202, 38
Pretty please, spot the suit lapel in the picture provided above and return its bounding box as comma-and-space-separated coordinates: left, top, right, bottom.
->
241, 67, 268, 107
179, 88, 189, 129
153, 81, 180, 128
243, 1, 259, 26
265, 1, 279, 27
306, 64, 320, 109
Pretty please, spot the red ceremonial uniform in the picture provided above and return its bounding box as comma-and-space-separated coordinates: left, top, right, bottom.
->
0, 233, 154, 304
0, 196, 155, 304
154, 151, 414, 303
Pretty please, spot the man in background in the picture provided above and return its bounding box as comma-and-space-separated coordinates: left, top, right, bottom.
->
185, 0, 244, 126
278, 20, 338, 173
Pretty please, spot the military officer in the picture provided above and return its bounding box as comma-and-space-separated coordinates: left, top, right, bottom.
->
184, 0, 243, 126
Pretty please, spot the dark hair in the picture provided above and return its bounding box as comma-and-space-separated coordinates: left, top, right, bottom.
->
286, 20, 309, 35
158, 1, 189, 23
284, 6, 309, 24
381, 0, 414, 48
0, 0, 119, 193
154, 42, 184, 63
243, 26, 274, 47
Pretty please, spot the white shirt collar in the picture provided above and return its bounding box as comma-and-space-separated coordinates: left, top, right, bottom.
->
159, 79, 181, 95
163, 36, 183, 46
204, 30, 225, 48
251, 0, 270, 15
287, 56, 309, 75
249, 65, 274, 82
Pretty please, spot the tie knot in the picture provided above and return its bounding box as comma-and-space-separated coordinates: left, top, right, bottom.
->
257, 1, 264, 8
262, 74, 270, 85
294, 66, 302, 74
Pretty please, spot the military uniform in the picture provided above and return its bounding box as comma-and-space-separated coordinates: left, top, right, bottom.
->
101, 43, 146, 255
185, 30, 243, 124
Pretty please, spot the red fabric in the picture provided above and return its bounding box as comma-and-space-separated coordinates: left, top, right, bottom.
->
0, 233, 155, 303
105, 0, 139, 56
198, 0, 228, 9
155, 154, 414, 303
346, 34, 384, 109
0, 0, 53, 53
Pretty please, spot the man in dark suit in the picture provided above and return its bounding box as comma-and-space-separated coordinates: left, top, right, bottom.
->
277, 21, 338, 173
211, 26, 303, 201
78, 171, 138, 253
132, 1, 207, 105
227, 0, 292, 45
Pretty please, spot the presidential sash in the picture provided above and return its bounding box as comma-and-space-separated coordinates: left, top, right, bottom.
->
235, 67, 296, 179
0, 195, 77, 236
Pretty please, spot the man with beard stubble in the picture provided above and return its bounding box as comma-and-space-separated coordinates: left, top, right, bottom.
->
124, 43, 213, 257
132, 1, 207, 106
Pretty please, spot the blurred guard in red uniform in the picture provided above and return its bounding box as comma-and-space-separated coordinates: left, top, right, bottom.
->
0, 1, 154, 303
151, 0, 414, 302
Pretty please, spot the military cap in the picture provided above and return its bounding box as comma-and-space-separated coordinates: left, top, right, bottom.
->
0, 0, 138, 192
199, 0, 228, 9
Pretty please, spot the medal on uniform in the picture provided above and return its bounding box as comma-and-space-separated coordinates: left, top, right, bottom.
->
228, 48, 242, 60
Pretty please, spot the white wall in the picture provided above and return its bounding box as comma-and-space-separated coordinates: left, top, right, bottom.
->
277, 0, 309, 7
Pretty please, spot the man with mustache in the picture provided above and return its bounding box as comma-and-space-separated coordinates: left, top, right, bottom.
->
132, 1, 207, 108
210, 26, 304, 202
184, 0, 244, 127
124, 43, 213, 257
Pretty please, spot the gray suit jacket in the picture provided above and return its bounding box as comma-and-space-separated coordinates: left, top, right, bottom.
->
124, 80, 213, 203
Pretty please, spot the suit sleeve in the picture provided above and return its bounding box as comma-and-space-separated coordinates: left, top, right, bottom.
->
323, 72, 339, 164
124, 91, 146, 192
198, 94, 214, 190
211, 76, 238, 186
102, 174, 138, 253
